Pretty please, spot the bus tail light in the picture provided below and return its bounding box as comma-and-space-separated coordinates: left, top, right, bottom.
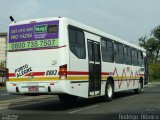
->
13, 84, 17, 86
58, 64, 67, 80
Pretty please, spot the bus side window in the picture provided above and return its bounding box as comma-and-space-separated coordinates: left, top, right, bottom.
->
138, 51, 144, 66
135, 50, 139, 66
124, 45, 128, 64
128, 47, 132, 65
131, 48, 135, 65
119, 43, 124, 64
101, 38, 114, 63
107, 39, 114, 62
124, 46, 132, 65
69, 29, 76, 43
68, 28, 86, 59
132, 49, 138, 66
114, 42, 119, 63
77, 31, 85, 45
114, 42, 124, 64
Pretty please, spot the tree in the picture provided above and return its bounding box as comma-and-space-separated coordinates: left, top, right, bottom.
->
139, 25, 160, 63
147, 38, 159, 63
0, 60, 5, 68
139, 37, 158, 63
139, 25, 160, 82
149, 63, 160, 81
152, 26, 160, 62
139, 36, 147, 49
152, 26, 160, 40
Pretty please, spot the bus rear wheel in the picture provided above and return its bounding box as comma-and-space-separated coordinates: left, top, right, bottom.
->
102, 80, 114, 102
58, 94, 78, 103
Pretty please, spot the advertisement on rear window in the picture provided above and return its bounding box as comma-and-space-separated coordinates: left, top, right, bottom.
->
8, 20, 59, 51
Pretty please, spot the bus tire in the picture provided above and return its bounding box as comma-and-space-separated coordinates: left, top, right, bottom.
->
58, 94, 78, 103
102, 80, 114, 102
134, 80, 143, 94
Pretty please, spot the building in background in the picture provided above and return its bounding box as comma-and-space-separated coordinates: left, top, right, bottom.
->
0, 33, 7, 67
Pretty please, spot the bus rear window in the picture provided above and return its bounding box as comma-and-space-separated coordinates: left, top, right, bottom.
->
47, 25, 58, 33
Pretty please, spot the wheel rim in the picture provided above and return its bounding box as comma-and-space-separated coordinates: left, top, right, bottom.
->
107, 84, 112, 98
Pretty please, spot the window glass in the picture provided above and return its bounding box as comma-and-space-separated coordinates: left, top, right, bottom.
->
77, 31, 85, 45
132, 48, 139, 66
128, 47, 131, 56
132, 49, 135, 65
114, 42, 124, 64
101, 38, 114, 62
119, 44, 123, 55
138, 51, 144, 66
94, 43, 100, 62
124, 46, 127, 56
124, 45, 128, 64
68, 28, 86, 59
119, 44, 124, 64
88, 42, 94, 61
127, 47, 132, 65
69, 29, 76, 43
107, 40, 114, 62
135, 50, 139, 66
114, 42, 119, 63
132, 49, 135, 57
114, 42, 118, 54
107, 40, 113, 51
124, 46, 132, 65
47, 25, 58, 33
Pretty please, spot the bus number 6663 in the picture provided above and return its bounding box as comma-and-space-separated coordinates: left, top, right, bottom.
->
46, 70, 57, 75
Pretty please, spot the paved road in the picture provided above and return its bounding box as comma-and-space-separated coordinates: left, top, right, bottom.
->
0, 85, 160, 120
0, 87, 29, 101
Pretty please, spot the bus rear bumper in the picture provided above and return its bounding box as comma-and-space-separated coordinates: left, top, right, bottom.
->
6, 80, 70, 95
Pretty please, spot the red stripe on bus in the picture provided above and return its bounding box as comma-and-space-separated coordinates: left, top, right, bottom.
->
67, 71, 89, 75
9, 71, 110, 77
67, 71, 110, 75
9, 73, 16, 77
8, 72, 45, 77
25, 72, 45, 76
139, 74, 144, 76
101, 72, 110, 75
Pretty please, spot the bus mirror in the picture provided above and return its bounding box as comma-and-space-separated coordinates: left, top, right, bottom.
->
9, 16, 16, 23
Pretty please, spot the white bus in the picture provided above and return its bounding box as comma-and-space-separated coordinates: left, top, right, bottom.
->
6, 17, 148, 103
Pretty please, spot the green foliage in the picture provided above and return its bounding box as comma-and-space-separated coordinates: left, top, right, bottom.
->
152, 26, 160, 40
0, 61, 5, 68
149, 63, 160, 82
139, 25, 160, 82
139, 25, 160, 63
139, 36, 147, 49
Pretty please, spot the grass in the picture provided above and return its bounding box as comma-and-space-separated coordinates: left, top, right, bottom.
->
148, 78, 160, 83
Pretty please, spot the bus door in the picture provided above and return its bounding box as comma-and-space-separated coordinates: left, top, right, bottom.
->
88, 40, 101, 96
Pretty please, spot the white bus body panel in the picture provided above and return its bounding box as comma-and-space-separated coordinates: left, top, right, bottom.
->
6, 17, 145, 99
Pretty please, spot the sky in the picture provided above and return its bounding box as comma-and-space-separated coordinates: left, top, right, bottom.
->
0, 0, 160, 44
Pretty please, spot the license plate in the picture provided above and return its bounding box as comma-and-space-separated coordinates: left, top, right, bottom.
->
28, 86, 39, 92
